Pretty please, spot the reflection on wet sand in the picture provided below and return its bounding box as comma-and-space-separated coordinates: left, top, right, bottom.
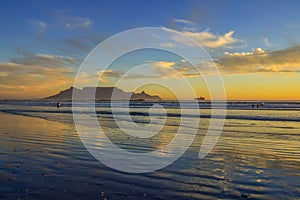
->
0, 111, 300, 199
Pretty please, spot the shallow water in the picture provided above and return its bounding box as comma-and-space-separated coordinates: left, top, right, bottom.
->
0, 101, 299, 199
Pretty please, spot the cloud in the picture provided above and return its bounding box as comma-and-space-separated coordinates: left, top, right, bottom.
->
150, 61, 180, 78
173, 18, 195, 25
96, 61, 177, 83
217, 46, 300, 74
76, 45, 300, 86
224, 47, 265, 56
11, 53, 78, 69
171, 18, 197, 32
160, 42, 174, 47
64, 17, 92, 29
28, 20, 47, 34
0, 53, 75, 99
61, 34, 107, 54
180, 30, 242, 48
150, 61, 175, 68
168, 18, 243, 48
97, 69, 122, 82
97, 46, 300, 81
63, 37, 90, 52
287, 23, 300, 29
263, 37, 271, 47
97, 61, 204, 83
169, 19, 244, 49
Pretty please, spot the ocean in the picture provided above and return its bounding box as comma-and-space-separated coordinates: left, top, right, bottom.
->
0, 100, 299, 199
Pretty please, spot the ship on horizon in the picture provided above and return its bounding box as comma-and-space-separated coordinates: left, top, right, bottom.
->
194, 96, 205, 101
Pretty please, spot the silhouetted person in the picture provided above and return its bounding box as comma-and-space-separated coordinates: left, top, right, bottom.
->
56, 102, 60, 108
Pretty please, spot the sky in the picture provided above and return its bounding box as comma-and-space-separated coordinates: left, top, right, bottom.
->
1, 0, 300, 100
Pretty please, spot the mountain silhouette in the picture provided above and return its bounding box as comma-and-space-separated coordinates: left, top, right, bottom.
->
43, 87, 161, 101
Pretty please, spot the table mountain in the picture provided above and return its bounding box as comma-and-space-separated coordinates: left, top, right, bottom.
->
43, 87, 161, 101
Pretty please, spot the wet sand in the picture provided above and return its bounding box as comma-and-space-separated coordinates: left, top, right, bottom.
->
0, 112, 299, 199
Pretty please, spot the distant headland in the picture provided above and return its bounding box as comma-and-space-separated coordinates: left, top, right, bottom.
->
42, 87, 162, 101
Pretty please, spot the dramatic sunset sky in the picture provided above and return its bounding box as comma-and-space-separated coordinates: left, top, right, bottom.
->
1, 0, 300, 100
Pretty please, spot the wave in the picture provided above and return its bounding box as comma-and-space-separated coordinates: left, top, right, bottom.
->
1, 108, 300, 122
1, 100, 300, 111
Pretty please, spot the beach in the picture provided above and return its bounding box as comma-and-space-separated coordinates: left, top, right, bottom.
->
2, 0, 300, 199
0, 101, 300, 199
